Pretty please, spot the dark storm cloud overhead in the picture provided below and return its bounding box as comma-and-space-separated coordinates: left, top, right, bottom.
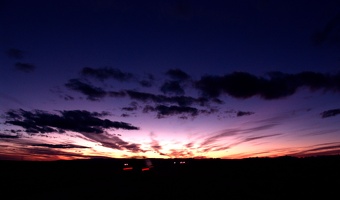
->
165, 68, 191, 81
4, 109, 139, 134
65, 79, 107, 101
6, 48, 24, 59
81, 67, 134, 81
31, 144, 89, 149
321, 109, 340, 118
195, 71, 340, 99
160, 81, 185, 95
15, 62, 35, 73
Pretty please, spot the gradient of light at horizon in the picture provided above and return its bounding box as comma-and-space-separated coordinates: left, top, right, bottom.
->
1, 0, 340, 160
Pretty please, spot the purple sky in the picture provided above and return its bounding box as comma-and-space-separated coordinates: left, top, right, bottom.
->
1, 0, 340, 160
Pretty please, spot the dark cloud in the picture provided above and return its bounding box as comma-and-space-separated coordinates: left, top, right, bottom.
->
165, 68, 190, 81
321, 109, 340, 118
65, 80, 211, 106
4, 109, 139, 134
122, 102, 139, 111
65, 79, 107, 101
15, 62, 35, 73
81, 67, 134, 81
144, 105, 199, 118
195, 71, 340, 100
6, 48, 24, 59
237, 111, 255, 117
126, 90, 208, 106
31, 144, 89, 149
160, 81, 185, 95
0, 134, 19, 139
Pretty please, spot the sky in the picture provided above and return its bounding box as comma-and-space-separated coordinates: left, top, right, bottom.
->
1, 0, 340, 161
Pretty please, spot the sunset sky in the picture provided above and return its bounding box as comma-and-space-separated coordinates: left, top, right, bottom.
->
1, 0, 340, 160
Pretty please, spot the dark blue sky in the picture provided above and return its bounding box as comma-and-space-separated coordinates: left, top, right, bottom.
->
1, 0, 340, 160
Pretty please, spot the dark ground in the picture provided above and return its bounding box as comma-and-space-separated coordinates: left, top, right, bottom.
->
1, 156, 339, 199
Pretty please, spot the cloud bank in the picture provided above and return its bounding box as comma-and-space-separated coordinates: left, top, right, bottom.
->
4, 109, 139, 134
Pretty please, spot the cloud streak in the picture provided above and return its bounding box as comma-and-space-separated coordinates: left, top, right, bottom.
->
31, 143, 89, 149
321, 108, 340, 118
4, 109, 139, 134
65, 79, 107, 101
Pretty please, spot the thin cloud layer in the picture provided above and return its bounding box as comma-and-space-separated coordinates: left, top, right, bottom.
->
4, 109, 139, 134
321, 109, 340, 118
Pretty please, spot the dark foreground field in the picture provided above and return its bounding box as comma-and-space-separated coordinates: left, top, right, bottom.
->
1, 156, 340, 199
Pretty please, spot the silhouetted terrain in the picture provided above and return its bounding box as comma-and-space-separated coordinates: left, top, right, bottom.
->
1, 156, 339, 199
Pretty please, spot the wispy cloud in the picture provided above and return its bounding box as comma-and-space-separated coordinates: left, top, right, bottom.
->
320, 108, 340, 118
81, 132, 144, 153
199, 124, 279, 152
